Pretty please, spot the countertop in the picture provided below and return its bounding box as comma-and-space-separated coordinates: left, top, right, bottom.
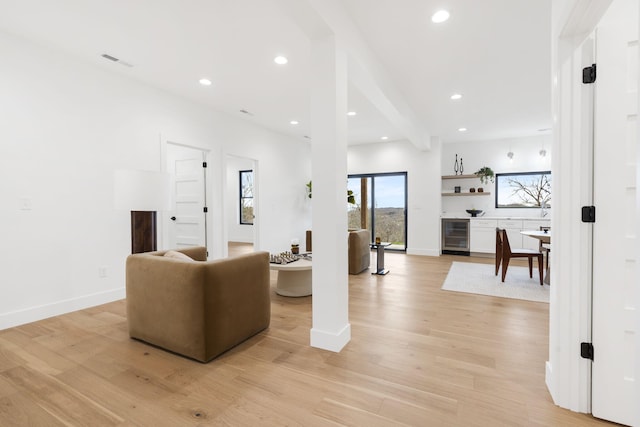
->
441, 215, 551, 220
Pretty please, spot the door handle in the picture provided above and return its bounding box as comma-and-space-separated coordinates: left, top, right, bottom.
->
170, 216, 176, 221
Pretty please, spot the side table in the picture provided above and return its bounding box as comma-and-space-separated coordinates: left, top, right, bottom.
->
370, 242, 391, 275
269, 258, 313, 297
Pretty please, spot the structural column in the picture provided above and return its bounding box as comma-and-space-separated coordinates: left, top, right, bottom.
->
309, 33, 350, 352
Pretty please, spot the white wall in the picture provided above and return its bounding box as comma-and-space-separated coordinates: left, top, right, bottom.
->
348, 140, 442, 256
222, 144, 311, 254
441, 134, 552, 218
225, 156, 255, 243
0, 31, 310, 329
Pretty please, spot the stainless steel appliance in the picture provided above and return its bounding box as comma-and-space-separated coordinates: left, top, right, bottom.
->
441, 218, 470, 255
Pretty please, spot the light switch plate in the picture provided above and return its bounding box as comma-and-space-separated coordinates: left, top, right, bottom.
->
98, 267, 108, 278
19, 197, 32, 210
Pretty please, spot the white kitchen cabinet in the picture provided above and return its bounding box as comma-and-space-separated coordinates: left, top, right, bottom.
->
466, 218, 550, 254
498, 219, 524, 248
521, 219, 551, 250
470, 219, 498, 253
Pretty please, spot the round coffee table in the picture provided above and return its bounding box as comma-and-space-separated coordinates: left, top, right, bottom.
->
270, 259, 312, 297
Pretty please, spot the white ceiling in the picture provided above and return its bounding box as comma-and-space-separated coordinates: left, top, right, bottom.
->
0, 0, 551, 147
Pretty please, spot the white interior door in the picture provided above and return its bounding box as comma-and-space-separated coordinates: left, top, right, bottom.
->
166, 143, 208, 250
592, 0, 638, 424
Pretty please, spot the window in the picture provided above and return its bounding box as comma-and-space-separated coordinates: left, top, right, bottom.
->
239, 170, 254, 225
495, 171, 551, 208
347, 172, 407, 251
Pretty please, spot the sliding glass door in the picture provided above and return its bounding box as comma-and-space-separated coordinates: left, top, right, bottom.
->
347, 172, 407, 251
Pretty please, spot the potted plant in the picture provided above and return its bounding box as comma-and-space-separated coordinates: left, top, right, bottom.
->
306, 181, 356, 204
474, 166, 495, 185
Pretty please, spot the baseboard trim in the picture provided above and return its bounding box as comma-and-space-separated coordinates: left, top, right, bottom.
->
406, 248, 440, 257
228, 238, 254, 244
310, 323, 351, 352
545, 361, 556, 403
0, 288, 125, 331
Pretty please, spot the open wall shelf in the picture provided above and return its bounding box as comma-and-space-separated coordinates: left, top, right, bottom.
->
442, 174, 491, 196
442, 192, 491, 197
441, 174, 478, 180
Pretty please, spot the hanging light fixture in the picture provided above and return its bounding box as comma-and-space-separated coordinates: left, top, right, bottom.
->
507, 151, 514, 160
538, 128, 550, 157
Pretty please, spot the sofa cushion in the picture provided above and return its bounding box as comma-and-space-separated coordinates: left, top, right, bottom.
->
164, 250, 194, 261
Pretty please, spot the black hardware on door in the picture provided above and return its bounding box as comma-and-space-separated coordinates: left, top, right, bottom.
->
581, 206, 596, 223
582, 64, 596, 84
581, 342, 594, 360
170, 216, 176, 221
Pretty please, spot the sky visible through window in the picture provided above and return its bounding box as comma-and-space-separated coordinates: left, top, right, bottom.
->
348, 175, 405, 208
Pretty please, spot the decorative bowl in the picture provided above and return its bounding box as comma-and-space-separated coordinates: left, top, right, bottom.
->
466, 209, 483, 217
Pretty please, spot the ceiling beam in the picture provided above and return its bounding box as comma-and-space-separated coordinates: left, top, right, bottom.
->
274, 0, 431, 150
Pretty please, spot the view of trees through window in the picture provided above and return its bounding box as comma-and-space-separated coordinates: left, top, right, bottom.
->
347, 173, 407, 250
239, 170, 253, 224
495, 171, 551, 208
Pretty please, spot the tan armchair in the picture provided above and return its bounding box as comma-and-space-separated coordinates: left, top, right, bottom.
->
126, 247, 270, 362
348, 229, 371, 274
305, 229, 371, 275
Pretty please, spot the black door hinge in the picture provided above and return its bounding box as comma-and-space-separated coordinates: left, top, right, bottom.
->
582, 64, 596, 84
203, 206, 208, 213
581, 206, 596, 223
581, 342, 594, 360
203, 161, 207, 168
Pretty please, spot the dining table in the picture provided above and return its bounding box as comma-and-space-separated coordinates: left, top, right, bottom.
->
521, 230, 551, 284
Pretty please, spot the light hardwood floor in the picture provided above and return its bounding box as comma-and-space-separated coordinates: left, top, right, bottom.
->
0, 246, 616, 426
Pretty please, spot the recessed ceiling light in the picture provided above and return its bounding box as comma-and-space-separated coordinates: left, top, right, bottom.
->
290, 120, 299, 125
199, 78, 212, 86
381, 136, 389, 140
450, 93, 462, 100
347, 111, 357, 116
458, 127, 467, 132
431, 10, 450, 23
274, 56, 288, 65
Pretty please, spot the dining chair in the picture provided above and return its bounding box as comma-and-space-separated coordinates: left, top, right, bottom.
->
539, 226, 551, 269
495, 228, 503, 276
496, 228, 544, 286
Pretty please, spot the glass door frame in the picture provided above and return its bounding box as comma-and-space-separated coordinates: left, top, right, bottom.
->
348, 171, 408, 252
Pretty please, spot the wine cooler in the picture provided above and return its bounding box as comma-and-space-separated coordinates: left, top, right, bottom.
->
441, 218, 470, 255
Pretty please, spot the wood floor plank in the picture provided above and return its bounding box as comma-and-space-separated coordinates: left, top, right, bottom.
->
1, 366, 123, 426
0, 394, 67, 427
0, 246, 615, 426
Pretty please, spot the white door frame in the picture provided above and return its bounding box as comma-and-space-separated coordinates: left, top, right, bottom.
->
160, 135, 217, 257
222, 153, 260, 257
636, 4, 640, 423
549, 1, 640, 422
